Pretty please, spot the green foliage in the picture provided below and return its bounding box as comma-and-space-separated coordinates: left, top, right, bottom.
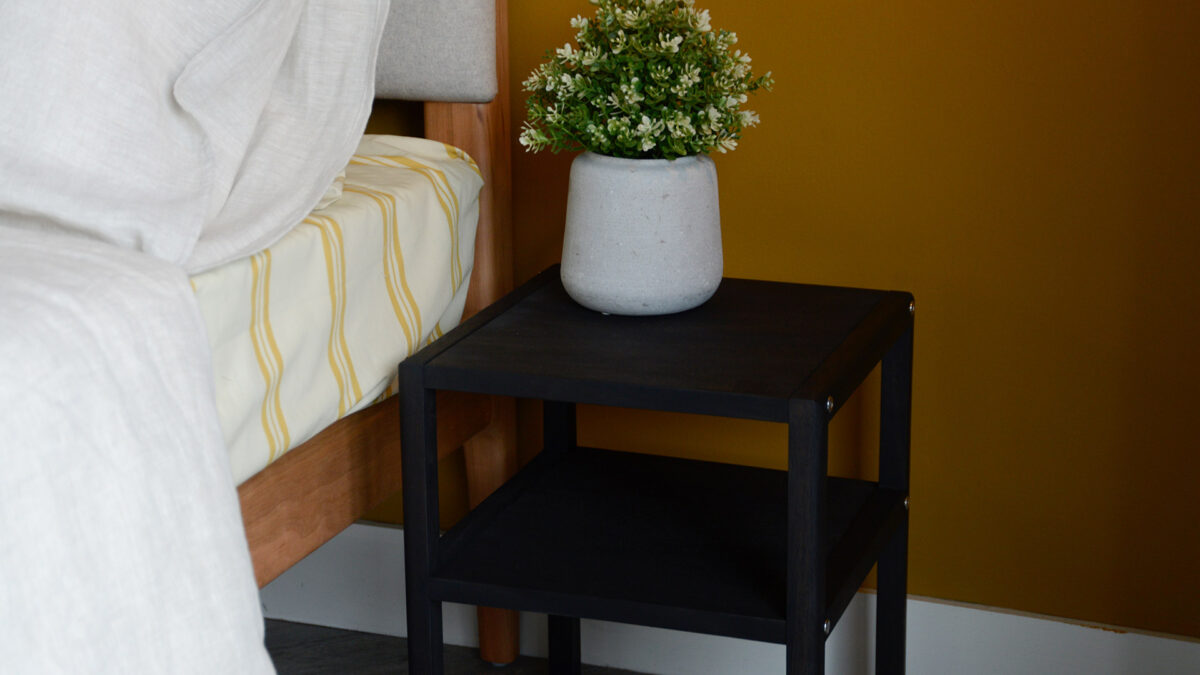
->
519, 0, 773, 160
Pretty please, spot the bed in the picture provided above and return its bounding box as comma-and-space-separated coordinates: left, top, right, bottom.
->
0, 0, 517, 670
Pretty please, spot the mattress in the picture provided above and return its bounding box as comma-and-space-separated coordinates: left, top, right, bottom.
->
190, 135, 482, 484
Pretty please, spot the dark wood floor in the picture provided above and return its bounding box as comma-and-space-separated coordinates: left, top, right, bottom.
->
265, 620, 647, 675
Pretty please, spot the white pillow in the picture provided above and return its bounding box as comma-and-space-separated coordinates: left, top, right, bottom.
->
0, 0, 388, 273
0, 1, 244, 263
182, 0, 389, 273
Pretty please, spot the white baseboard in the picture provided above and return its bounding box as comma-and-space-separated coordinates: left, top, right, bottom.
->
261, 522, 1200, 674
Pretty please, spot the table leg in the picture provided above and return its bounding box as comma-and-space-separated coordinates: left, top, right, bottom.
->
544, 400, 577, 454
786, 399, 828, 674
544, 400, 580, 675
877, 325, 913, 675
548, 614, 582, 674
402, 367, 443, 673
464, 397, 521, 665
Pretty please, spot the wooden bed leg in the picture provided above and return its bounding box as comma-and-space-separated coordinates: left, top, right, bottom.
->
476, 607, 520, 666
462, 395, 520, 665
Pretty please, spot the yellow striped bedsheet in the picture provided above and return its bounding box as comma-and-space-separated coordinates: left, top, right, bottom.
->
190, 135, 482, 485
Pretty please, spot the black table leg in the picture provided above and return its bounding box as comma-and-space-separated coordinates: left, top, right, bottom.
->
786, 398, 829, 674
544, 400, 577, 454
877, 324, 913, 675
548, 614, 581, 674
402, 364, 443, 674
877, 520, 908, 675
545, 401, 580, 674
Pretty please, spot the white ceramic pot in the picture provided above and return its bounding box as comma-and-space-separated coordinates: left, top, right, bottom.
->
561, 152, 722, 316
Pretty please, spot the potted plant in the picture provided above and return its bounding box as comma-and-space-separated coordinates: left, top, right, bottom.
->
520, 0, 772, 315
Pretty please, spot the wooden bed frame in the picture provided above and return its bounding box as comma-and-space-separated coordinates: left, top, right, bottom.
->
236, 0, 519, 664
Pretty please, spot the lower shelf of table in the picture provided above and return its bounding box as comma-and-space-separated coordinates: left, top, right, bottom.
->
430, 446, 906, 644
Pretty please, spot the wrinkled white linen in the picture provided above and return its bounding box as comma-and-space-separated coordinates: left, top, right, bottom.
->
182, 0, 389, 272
0, 1, 387, 668
0, 229, 274, 673
0, 0, 388, 273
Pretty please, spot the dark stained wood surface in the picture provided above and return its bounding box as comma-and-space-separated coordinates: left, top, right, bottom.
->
428, 446, 899, 645
425, 269, 913, 422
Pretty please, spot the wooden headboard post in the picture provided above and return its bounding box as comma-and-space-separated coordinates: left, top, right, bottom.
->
422, 0, 519, 664
424, 2, 512, 315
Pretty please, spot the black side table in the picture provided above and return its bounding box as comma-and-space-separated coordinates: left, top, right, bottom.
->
401, 266, 914, 674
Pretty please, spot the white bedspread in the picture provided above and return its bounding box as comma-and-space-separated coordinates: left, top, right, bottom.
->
0, 229, 273, 673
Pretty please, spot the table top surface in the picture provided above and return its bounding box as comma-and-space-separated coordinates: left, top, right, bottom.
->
422, 266, 913, 422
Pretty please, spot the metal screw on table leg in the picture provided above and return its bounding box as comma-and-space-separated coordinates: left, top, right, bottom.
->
825, 396, 834, 414
908, 300, 915, 315
904, 496, 910, 510
823, 619, 832, 635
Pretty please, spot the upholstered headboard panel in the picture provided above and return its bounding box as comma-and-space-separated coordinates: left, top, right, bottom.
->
375, 0, 497, 103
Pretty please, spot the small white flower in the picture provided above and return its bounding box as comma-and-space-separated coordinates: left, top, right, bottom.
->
718, 137, 738, 153
517, 126, 548, 151
556, 42, 575, 61
666, 112, 695, 139
739, 110, 760, 127
677, 65, 701, 89
607, 116, 632, 135
658, 32, 683, 53
633, 114, 665, 151
618, 81, 644, 105
611, 30, 627, 54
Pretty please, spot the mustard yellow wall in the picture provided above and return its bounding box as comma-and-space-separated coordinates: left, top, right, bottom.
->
508, 0, 1200, 637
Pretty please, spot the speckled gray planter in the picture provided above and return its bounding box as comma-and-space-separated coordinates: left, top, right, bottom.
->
561, 152, 722, 316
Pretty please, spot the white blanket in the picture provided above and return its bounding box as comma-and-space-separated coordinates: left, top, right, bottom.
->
0, 0, 388, 273
0, 229, 274, 673
0, 1, 390, 668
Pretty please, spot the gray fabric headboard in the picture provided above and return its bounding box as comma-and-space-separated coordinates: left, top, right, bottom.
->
375, 0, 497, 103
